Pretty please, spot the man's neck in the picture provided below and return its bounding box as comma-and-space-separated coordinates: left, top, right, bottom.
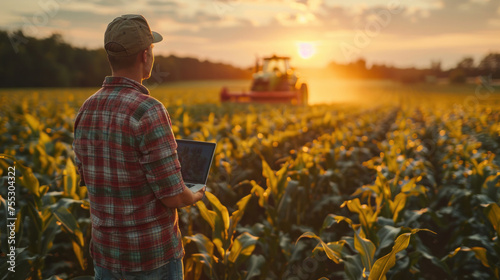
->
111, 70, 143, 84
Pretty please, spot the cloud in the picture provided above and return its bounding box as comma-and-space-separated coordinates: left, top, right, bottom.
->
1, 0, 498, 68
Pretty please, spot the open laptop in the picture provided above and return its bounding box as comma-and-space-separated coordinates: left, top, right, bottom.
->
176, 139, 217, 193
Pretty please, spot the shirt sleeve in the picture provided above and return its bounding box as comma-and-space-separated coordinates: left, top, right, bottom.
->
136, 103, 185, 199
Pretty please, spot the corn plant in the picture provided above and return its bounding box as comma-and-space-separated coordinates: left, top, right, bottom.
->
297, 209, 435, 279
445, 202, 500, 279
0, 154, 90, 280
184, 192, 262, 280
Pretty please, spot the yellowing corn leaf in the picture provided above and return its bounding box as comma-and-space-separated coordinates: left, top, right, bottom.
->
484, 203, 500, 236
196, 199, 216, 230
205, 192, 230, 234
343, 199, 379, 231
227, 232, 258, 263
389, 193, 407, 223
297, 232, 342, 264
64, 158, 77, 199
229, 194, 252, 238
369, 228, 435, 280
261, 159, 277, 196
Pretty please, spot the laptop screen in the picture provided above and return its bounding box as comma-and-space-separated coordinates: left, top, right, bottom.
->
176, 139, 216, 184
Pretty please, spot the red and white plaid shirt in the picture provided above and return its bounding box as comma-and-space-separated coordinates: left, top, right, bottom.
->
73, 76, 185, 272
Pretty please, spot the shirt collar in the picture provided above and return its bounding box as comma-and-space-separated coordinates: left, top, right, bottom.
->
102, 76, 150, 95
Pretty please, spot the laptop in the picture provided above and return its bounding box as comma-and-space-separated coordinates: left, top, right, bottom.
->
176, 139, 217, 193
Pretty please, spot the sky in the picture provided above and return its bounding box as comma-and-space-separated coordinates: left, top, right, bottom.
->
2, 0, 500, 69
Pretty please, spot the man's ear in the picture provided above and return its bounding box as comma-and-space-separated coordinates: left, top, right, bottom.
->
141, 50, 148, 64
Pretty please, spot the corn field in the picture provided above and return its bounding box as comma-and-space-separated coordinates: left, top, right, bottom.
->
0, 81, 499, 279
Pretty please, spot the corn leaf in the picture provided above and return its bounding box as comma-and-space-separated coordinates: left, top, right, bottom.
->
196, 198, 216, 230
64, 158, 77, 199
369, 228, 435, 280
484, 203, 500, 236
354, 228, 376, 271
261, 158, 277, 196
227, 232, 258, 263
297, 232, 342, 264
390, 193, 407, 223
229, 194, 252, 238
243, 255, 266, 280
205, 192, 230, 239
250, 181, 266, 207
72, 240, 85, 270
185, 234, 214, 258
51, 206, 83, 246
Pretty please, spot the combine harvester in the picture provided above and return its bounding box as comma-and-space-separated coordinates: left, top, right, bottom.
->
220, 55, 308, 105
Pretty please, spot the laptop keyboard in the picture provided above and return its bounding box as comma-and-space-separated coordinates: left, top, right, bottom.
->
186, 183, 194, 187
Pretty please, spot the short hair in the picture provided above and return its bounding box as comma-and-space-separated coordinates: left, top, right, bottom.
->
105, 42, 141, 72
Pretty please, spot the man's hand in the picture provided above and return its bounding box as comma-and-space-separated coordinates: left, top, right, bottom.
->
161, 186, 206, 208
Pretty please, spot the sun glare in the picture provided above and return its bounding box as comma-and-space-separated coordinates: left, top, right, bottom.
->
297, 42, 316, 59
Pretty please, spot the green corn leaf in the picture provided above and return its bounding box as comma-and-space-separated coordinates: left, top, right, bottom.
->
243, 255, 266, 280
377, 225, 401, 251
40, 215, 59, 256
227, 232, 258, 263
297, 232, 343, 264
51, 206, 83, 246
354, 228, 376, 271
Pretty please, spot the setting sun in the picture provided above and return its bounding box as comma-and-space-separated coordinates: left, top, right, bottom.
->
297, 42, 316, 59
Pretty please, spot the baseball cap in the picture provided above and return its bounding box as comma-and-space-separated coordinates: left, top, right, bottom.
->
104, 14, 163, 57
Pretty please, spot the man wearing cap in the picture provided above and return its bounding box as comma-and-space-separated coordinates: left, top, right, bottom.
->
73, 14, 205, 279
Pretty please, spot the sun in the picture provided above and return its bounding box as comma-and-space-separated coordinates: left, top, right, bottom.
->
297, 42, 316, 59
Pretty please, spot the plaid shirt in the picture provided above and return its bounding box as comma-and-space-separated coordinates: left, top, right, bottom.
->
73, 77, 185, 272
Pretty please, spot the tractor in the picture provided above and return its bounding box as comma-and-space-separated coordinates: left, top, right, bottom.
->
220, 55, 308, 105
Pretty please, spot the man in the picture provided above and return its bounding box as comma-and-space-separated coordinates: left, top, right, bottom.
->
73, 14, 205, 279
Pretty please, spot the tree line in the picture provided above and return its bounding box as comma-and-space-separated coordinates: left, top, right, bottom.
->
0, 30, 252, 87
1, 30, 498, 87
327, 54, 500, 84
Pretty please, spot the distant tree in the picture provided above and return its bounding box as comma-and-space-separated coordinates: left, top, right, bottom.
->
478, 53, 500, 78
449, 68, 466, 84
430, 60, 442, 76
0, 30, 251, 87
456, 57, 474, 69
